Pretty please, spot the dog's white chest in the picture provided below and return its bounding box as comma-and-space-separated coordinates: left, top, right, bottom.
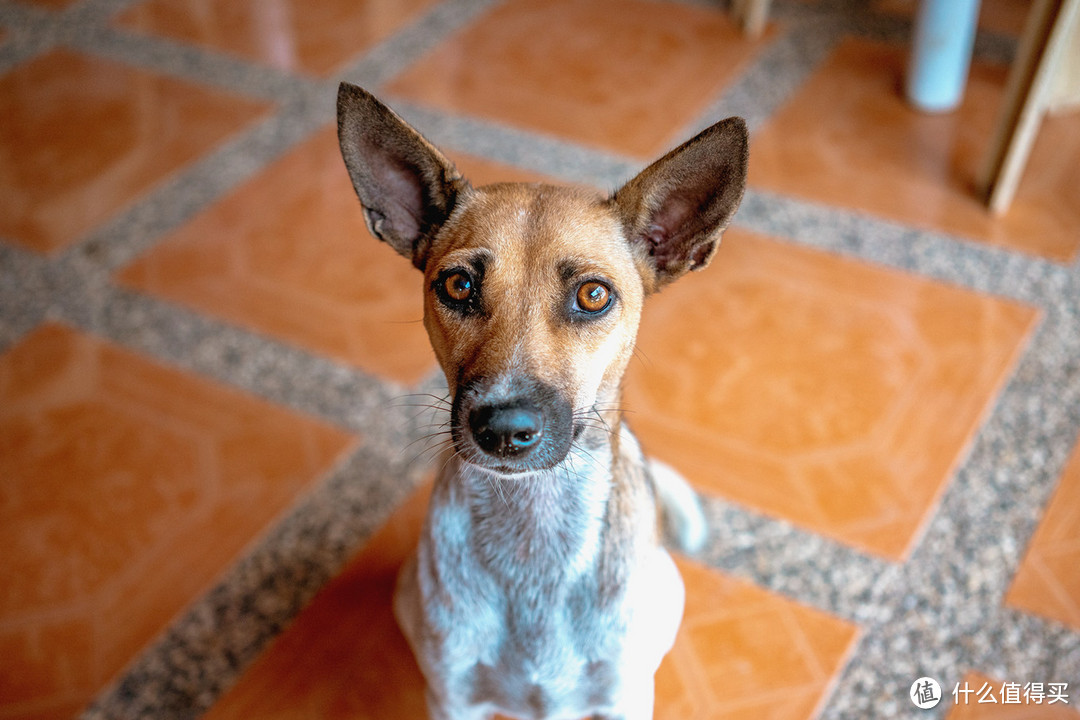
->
394, 456, 684, 720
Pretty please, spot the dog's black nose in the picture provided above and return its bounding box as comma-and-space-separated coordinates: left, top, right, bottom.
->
470, 403, 544, 458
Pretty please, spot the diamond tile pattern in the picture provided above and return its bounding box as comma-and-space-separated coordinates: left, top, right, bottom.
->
0, 325, 355, 719
119, 126, 546, 386
625, 230, 1037, 559
114, 0, 440, 77
1006, 433, 1080, 630
386, 0, 774, 158
750, 39, 1080, 262
201, 481, 858, 720
0, 49, 270, 255
1, 0, 1078, 717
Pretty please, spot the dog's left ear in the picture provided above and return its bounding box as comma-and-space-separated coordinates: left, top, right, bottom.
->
611, 117, 748, 293
337, 83, 468, 270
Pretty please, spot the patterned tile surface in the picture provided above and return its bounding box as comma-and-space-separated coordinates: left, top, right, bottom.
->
386, 0, 774, 159
0, 0, 1078, 718
119, 126, 546, 385
114, 0, 440, 77
0, 325, 355, 719
750, 39, 1080, 262
1006, 432, 1080, 630
0, 50, 270, 255
657, 560, 857, 719
201, 482, 857, 720
625, 230, 1037, 559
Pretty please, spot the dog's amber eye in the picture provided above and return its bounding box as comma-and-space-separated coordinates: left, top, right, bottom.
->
444, 271, 473, 302
576, 281, 611, 313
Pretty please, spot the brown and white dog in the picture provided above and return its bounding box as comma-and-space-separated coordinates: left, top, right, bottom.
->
337, 84, 748, 720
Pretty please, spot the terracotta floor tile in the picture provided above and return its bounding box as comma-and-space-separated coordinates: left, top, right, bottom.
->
624, 230, 1037, 559
118, 125, 547, 386
946, 673, 1079, 718
0, 324, 356, 719
0, 49, 269, 256
385, 0, 775, 159
1006, 433, 1080, 630
750, 38, 1080, 262
656, 559, 857, 719
970, 0, 1032, 34
113, 0, 439, 78
203, 480, 856, 720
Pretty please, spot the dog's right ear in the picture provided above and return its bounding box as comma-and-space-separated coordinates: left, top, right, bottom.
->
337, 83, 468, 270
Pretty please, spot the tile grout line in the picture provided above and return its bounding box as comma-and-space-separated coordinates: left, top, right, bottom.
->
60, 284, 413, 442
699, 494, 903, 625
340, 0, 507, 92
0, 1, 67, 73
736, 189, 1078, 307
69, 24, 308, 102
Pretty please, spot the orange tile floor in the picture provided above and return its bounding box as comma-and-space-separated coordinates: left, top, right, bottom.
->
1, 0, 1079, 718
0, 49, 270, 255
114, 0, 441, 78
750, 38, 1080, 262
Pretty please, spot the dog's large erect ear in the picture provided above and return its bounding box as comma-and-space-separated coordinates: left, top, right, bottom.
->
337, 83, 467, 270
610, 117, 748, 292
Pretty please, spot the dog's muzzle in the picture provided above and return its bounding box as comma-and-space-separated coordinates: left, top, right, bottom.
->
452, 377, 573, 473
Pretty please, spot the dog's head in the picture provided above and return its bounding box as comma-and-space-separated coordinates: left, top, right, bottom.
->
337, 84, 747, 475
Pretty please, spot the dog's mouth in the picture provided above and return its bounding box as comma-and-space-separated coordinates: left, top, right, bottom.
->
450, 378, 575, 474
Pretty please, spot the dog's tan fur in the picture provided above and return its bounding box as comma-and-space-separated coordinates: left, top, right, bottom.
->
337, 84, 747, 720
423, 184, 644, 427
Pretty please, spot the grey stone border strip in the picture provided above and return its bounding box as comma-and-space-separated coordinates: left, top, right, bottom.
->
0, 0, 1077, 717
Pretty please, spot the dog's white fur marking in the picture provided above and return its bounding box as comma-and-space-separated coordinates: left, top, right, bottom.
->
396, 439, 691, 720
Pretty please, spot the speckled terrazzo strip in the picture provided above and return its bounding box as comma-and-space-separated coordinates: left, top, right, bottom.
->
0, 2, 64, 73
686, 16, 847, 136
338, 0, 506, 90
46, 99, 329, 278
700, 496, 900, 624
384, 99, 642, 189
0, 244, 52, 352
0, 0, 1077, 716
69, 24, 303, 101
737, 189, 1078, 304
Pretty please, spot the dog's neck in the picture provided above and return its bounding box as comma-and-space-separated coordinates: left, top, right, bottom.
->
443, 418, 622, 589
